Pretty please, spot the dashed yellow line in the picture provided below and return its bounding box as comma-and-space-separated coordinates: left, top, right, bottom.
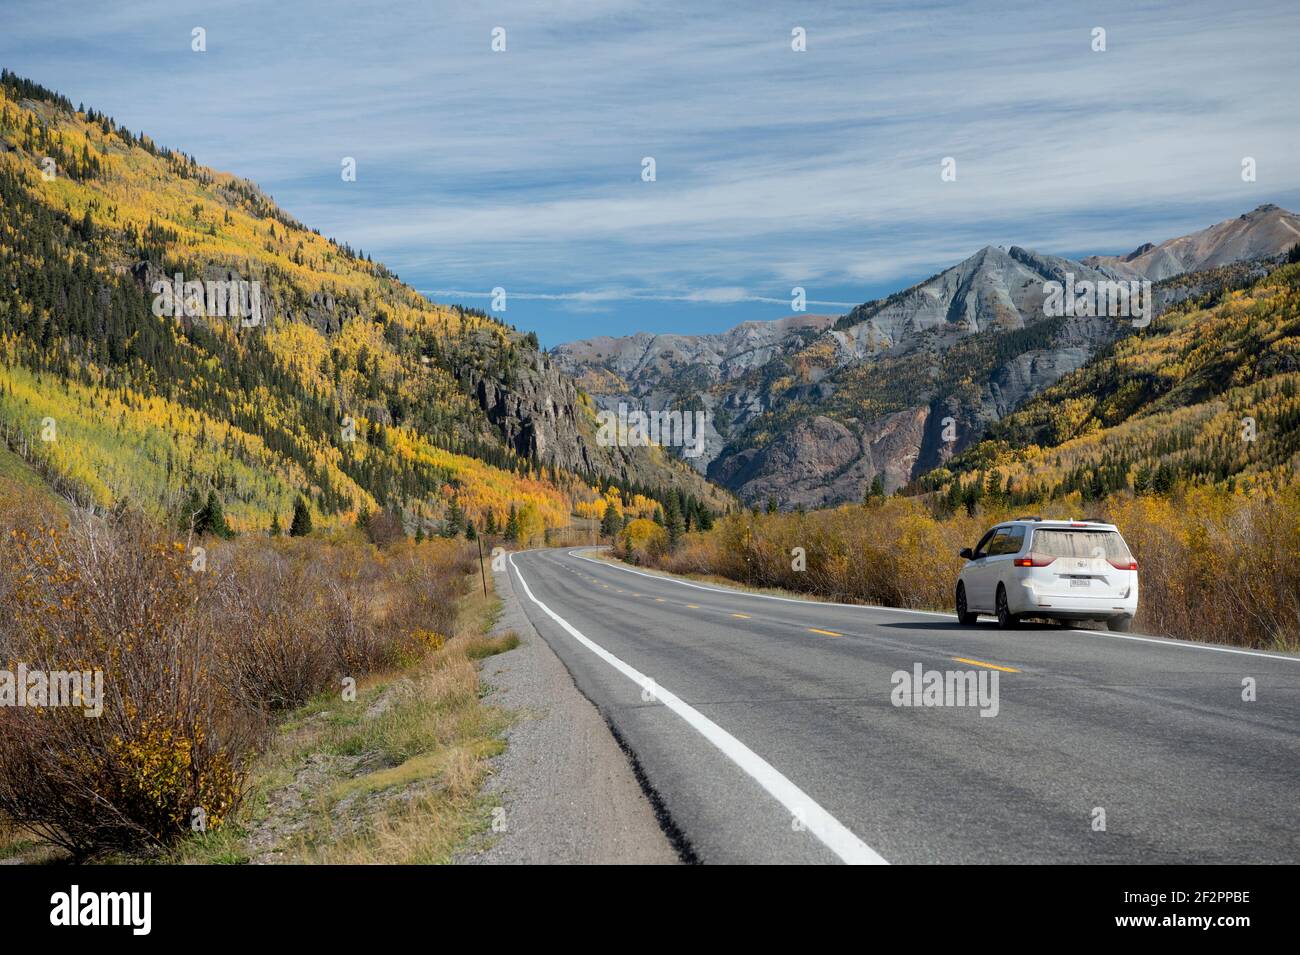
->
686, 604, 700, 609
731, 613, 751, 620
655, 597, 666, 603
952, 656, 1020, 673
808, 628, 842, 637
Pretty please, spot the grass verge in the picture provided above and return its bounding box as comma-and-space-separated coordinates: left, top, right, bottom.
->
171, 582, 517, 864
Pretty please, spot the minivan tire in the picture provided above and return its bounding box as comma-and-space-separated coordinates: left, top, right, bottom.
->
995, 585, 1018, 629
956, 583, 977, 626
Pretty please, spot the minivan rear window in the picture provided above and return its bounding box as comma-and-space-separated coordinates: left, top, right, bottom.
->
1031, 529, 1132, 561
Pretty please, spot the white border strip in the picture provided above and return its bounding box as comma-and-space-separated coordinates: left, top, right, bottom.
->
509, 552, 888, 865
568, 550, 1300, 665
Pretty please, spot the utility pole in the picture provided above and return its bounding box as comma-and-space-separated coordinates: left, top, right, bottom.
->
476, 525, 489, 597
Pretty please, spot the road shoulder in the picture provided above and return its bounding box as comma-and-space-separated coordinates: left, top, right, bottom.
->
458, 562, 679, 865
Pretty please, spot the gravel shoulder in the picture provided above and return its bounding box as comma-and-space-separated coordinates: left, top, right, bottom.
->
459, 563, 679, 865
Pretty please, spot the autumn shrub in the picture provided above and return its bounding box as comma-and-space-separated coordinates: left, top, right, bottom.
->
204, 535, 473, 711
619, 517, 668, 564
202, 539, 336, 711
381, 538, 473, 648
665, 500, 975, 609
1103, 487, 1300, 648
0, 510, 258, 858
0, 502, 475, 858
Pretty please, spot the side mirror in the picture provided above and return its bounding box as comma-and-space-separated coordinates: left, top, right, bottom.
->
959, 547, 974, 560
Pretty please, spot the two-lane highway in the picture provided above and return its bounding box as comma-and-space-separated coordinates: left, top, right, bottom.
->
504, 548, 1300, 864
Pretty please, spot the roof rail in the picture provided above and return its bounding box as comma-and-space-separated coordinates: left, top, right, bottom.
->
1015, 515, 1043, 521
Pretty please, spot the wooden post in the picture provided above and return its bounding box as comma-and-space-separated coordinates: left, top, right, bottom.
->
477, 526, 489, 598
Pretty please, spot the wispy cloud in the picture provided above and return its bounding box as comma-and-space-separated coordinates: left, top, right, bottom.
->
2, 0, 1297, 337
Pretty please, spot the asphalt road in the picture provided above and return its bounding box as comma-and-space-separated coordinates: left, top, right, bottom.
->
506, 547, 1300, 864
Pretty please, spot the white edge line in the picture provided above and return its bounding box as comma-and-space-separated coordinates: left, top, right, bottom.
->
508, 551, 888, 865
567, 549, 1300, 665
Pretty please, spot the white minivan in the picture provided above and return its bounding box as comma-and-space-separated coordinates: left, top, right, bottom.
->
955, 518, 1138, 631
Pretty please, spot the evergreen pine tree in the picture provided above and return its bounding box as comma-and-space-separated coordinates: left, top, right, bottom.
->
444, 497, 464, 538
664, 491, 685, 546
600, 500, 622, 539
289, 496, 313, 536
200, 489, 230, 538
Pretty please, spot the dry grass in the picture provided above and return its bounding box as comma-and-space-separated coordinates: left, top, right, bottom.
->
170, 583, 520, 866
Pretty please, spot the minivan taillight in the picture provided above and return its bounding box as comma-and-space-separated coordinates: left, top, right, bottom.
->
1108, 559, 1138, 570
1014, 553, 1057, 567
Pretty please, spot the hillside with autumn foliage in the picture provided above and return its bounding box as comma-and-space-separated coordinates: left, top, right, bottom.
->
0, 70, 727, 537
919, 254, 1300, 510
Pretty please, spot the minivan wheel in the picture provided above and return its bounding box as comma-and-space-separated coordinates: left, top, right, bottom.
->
956, 583, 977, 625
995, 585, 1018, 629
1107, 615, 1133, 633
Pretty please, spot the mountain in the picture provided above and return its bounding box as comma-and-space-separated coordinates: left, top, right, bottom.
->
0, 70, 726, 533
923, 253, 1300, 505
551, 313, 835, 472
557, 207, 1300, 509
1082, 204, 1300, 281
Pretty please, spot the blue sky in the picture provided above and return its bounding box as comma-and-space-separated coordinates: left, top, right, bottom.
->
3, 0, 1298, 345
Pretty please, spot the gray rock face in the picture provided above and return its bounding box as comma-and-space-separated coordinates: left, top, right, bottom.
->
553, 313, 836, 391
474, 352, 596, 474
832, 245, 1120, 364
551, 313, 836, 472
710, 408, 929, 509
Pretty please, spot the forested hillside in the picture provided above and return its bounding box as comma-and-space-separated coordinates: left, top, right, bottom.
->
921, 254, 1300, 510
0, 70, 724, 535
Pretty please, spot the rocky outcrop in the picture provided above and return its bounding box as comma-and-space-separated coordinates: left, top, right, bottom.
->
474, 352, 596, 474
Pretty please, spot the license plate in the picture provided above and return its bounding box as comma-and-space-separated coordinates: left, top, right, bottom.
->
1069, 578, 1091, 588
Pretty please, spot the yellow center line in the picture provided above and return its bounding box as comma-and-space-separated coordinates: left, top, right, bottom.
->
730, 613, 751, 619
686, 604, 700, 609
655, 597, 665, 602
807, 628, 842, 637
952, 656, 1020, 673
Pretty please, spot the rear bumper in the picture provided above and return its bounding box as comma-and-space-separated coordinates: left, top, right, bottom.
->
1007, 579, 1137, 620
